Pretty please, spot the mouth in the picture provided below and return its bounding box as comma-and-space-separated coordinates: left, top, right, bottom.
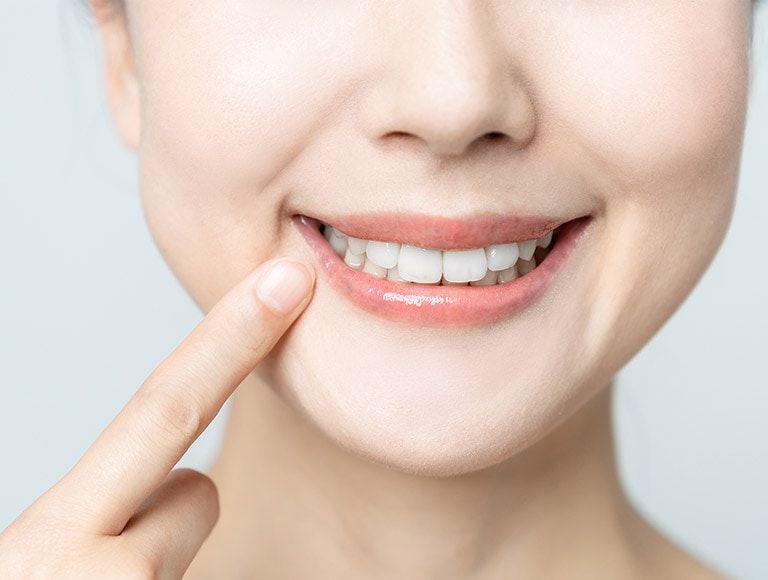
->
293, 211, 593, 327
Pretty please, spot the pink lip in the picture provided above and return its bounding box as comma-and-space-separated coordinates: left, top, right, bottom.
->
293, 213, 593, 327
305, 211, 569, 250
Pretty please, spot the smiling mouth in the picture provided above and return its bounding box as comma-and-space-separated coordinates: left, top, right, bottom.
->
293, 211, 593, 327
319, 222, 560, 286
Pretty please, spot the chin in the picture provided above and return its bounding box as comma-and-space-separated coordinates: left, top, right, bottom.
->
255, 270, 601, 479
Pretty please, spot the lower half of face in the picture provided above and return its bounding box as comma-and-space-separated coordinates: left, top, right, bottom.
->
128, 0, 751, 476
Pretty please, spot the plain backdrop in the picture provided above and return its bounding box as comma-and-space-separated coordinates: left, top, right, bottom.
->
1, 2, 766, 577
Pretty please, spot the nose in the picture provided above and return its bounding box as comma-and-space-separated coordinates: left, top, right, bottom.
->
361, 2, 536, 159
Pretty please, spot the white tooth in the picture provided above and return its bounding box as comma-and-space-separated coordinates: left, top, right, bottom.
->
497, 265, 519, 283
397, 245, 442, 283
344, 247, 365, 270
441, 275, 467, 286
518, 239, 537, 261
328, 231, 348, 257
348, 236, 368, 255
517, 257, 537, 275
536, 230, 553, 248
387, 265, 410, 283
469, 269, 498, 286
366, 241, 401, 269
485, 243, 519, 272
362, 257, 387, 279
442, 248, 487, 283
330, 227, 346, 239
323, 225, 334, 242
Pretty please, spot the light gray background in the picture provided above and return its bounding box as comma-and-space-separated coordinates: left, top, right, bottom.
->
1, 2, 766, 577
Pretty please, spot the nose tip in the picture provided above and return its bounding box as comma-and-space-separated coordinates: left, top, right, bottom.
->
377, 83, 536, 158
362, 5, 537, 160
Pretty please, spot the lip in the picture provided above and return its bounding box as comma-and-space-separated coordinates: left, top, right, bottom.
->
293, 213, 593, 327
304, 211, 569, 250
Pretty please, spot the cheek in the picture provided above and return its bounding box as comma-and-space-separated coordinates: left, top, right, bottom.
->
529, 4, 749, 360
130, 2, 366, 309
134, 2, 359, 181
535, 3, 749, 187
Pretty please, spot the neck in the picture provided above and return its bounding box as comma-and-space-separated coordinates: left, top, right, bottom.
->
195, 378, 656, 579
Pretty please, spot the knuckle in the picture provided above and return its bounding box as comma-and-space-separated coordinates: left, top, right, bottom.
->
170, 467, 215, 492
168, 468, 220, 515
136, 382, 206, 449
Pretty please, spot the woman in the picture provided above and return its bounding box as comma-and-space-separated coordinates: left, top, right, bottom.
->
0, 1, 762, 577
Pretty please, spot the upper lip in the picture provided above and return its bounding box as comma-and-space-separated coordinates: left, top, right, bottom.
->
299, 211, 579, 250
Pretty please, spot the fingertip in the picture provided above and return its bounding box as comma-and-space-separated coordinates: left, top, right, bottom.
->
255, 258, 315, 315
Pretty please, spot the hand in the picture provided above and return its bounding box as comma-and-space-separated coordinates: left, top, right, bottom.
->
0, 257, 315, 579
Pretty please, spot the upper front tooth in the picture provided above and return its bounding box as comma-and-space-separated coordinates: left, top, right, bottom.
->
442, 248, 487, 283
485, 243, 519, 272
397, 245, 442, 283
517, 239, 537, 261
366, 241, 401, 269
536, 231, 553, 248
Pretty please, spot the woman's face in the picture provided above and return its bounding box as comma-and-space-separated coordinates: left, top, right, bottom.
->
105, 1, 751, 475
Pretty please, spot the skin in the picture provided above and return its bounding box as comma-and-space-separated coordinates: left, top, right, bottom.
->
0, 0, 755, 578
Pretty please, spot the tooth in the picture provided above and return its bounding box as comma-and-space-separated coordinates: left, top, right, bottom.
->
362, 257, 387, 279
536, 231, 553, 248
442, 248, 487, 283
344, 247, 365, 270
366, 241, 401, 269
441, 275, 467, 286
518, 239, 537, 261
397, 245, 442, 283
323, 226, 334, 242
348, 236, 368, 255
485, 243, 519, 272
469, 269, 498, 286
517, 257, 537, 275
497, 265, 519, 283
387, 266, 410, 283
328, 230, 348, 257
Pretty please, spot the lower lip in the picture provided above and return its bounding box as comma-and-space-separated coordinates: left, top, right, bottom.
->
293, 214, 593, 327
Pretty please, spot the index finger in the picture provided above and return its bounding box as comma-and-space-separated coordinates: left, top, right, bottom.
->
53, 257, 315, 536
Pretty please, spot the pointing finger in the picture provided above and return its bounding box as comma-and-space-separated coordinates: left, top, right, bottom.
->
53, 257, 314, 535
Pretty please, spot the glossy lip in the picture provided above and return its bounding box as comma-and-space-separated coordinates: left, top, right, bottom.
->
293, 212, 594, 327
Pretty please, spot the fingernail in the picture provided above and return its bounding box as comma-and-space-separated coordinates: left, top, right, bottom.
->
256, 259, 314, 314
